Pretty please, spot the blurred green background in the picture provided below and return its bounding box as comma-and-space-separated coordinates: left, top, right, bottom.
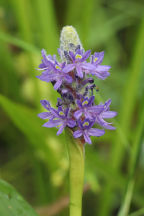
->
0, 0, 144, 216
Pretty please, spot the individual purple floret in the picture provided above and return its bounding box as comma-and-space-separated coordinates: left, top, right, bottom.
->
37, 50, 73, 90
73, 119, 105, 144
91, 51, 104, 65
89, 51, 111, 80
95, 99, 117, 130
74, 96, 103, 120
39, 103, 76, 135
63, 48, 95, 78
38, 100, 55, 120
37, 26, 117, 144
38, 49, 57, 70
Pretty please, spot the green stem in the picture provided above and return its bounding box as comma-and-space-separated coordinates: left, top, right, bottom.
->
66, 128, 85, 216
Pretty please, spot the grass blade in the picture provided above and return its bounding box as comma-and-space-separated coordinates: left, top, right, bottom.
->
98, 18, 144, 216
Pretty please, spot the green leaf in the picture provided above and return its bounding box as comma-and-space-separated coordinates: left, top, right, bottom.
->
0, 94, 58, 171
129, 208, 144, 216
0, 31, 40, 54
0, 179, 38, 216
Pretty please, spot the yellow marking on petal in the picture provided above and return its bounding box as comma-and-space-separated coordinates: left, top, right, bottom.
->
94, 57, 98, 62
57, 124, 62, 128
59, 111, 65, 116
75, 54, 82, 59
83, 121, 89, 127
82, 100, 88, 106
55, 65, 61, 70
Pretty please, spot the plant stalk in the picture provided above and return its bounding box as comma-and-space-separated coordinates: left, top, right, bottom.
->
66, 128, 85, 216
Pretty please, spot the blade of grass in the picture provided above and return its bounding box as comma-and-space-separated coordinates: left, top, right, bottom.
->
34, 0, 59, 53
129, 208, 144, 216
98, 18, 144, 216
10, 0, 41, 107
0, 93, 64, 202
0, 40, 20, 101
0, 94, 58, 171
94, 93, 131, 151
78, 0, 95, 47
66, 0, 96, 47
117, 100, 144, 216
0, 31, 40, 54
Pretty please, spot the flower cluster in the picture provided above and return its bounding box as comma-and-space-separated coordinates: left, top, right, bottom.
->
37, 26, 117, 144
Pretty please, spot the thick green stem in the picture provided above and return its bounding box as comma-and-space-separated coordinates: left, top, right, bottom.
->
66, 128, 85, 216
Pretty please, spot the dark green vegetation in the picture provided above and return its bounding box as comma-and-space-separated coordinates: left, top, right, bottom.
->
0, 0, 144, 215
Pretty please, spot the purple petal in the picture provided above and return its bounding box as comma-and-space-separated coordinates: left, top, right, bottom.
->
102, 111, 117, 119
91, 71, 110, 80
84, 111, 93, 119
73, 130, 82, 138
83, 131, 92, 144
81, 50, 91, 61
88, 128, 105, 137
63, 64, 75, 73
69, 51, 75, 61
82, 63, 96, 71
36, 71, 54, 82
76, 65, 83, 78
104, 99, 111, 110
40, 100, 51, 110
57, 48, 61, 57
38, 112, 51, 119
57, 124, 65, 135
39, 63, 46, 69
95, 65, 111, 72
67, 120, 76, 128
65, 108, 69, 117
93, 51, 104, 65
77, 100, 82, 108
88, 105, 103, 114
74, 110, 83, 119
50, 108, 59, 118
104, 125, 116, 130
88, 96, 95, 106
96, 117, 115, 130
41, 49, 49, 66
43, 120, 62, 128
64, 74, 73, 83
54, 80, 62, 90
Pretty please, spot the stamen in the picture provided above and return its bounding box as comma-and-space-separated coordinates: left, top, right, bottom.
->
82, 100, 88, 106
55, 65, 61, 70
75, 54, 82, 59
94, 57, 98, 62
59, 111, 65, 116
83, 121, 89, 126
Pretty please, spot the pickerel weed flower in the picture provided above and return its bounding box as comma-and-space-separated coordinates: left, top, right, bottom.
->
37, 26, 117, 144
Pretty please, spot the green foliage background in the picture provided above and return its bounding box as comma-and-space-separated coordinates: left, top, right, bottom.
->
0, 0, 144, 215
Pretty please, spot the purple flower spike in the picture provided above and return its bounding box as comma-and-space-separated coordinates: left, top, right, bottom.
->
95, 99, 117, 130
37, 26, 117, 144
73, 119, 105, 144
